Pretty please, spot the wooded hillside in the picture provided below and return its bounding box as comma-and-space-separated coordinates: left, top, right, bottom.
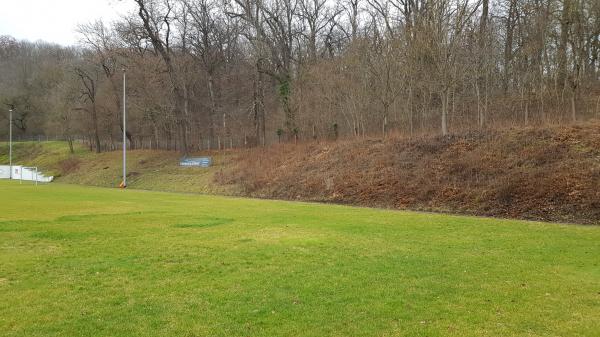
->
0, 0, 599, 153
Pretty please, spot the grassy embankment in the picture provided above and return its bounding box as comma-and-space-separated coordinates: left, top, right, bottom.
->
0, 141, 234, 195
0, 180, 599, 336
2, 121, 600, 224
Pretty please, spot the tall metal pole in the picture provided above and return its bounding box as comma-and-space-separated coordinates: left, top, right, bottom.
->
9, 109, 12, 179
122, 69, 127, 188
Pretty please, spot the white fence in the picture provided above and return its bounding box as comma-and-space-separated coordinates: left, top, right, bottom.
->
0, 165, 53, 183
0, 166, 9, 179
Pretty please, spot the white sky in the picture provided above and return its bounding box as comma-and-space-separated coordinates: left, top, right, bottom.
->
0, 0, 136, 46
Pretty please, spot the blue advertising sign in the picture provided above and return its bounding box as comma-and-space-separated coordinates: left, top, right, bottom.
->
180, 157, 212, 167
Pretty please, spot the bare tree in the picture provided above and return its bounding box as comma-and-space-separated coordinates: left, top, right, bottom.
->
134, 0, 190, 154
74, 65, 102, 153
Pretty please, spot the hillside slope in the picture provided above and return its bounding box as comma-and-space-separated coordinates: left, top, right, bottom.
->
0, 142, 237, 195
218, 122, 600, 224
57, 149, 237, 195
2, 121, 600, 224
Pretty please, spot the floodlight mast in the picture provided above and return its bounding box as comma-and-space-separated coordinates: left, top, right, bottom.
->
9, 108, 12, 179
122, 68, 127, 188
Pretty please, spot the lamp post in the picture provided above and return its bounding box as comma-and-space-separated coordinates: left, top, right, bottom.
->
122, 68, 127, 188
8, 108, 12, 179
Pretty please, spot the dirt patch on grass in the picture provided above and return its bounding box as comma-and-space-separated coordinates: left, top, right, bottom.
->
172, 217, 234, 228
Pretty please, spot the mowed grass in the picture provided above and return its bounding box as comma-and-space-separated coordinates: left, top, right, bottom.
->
0, 181, 599, 337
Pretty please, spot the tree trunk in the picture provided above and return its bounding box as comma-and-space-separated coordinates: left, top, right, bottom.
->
280, 77, 295, 138
557, 0, 571, 89
521, 86, 529, 125
571, 90, 577, 121
503, 0, 516, 92
441, 90, 449, 136
91, 105, 101, 153
207, 73, 217, 144
475, 81, 482, 128
253, 60, 265, 146
67, 136, 74, 154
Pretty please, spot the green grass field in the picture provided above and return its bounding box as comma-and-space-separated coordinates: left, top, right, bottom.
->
1, 180, 599, 336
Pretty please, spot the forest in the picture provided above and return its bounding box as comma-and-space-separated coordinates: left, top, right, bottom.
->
0, 0, 599, 154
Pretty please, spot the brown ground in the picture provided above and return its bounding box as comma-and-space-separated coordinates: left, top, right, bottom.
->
216, 121, 600, 224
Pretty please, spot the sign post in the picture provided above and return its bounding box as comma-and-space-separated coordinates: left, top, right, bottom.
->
179, 157, 213, 167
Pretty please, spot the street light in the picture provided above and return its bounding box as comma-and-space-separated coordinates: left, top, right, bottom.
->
121, 68, 127, 188
8, 108, 12, 179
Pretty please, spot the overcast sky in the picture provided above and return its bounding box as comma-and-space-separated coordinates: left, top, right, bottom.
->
0, 0, 136, 46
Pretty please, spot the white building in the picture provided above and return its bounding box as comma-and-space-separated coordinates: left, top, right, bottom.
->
0, 165, 53, 183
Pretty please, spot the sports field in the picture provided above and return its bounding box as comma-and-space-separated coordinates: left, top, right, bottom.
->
0, 180, 598, 336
